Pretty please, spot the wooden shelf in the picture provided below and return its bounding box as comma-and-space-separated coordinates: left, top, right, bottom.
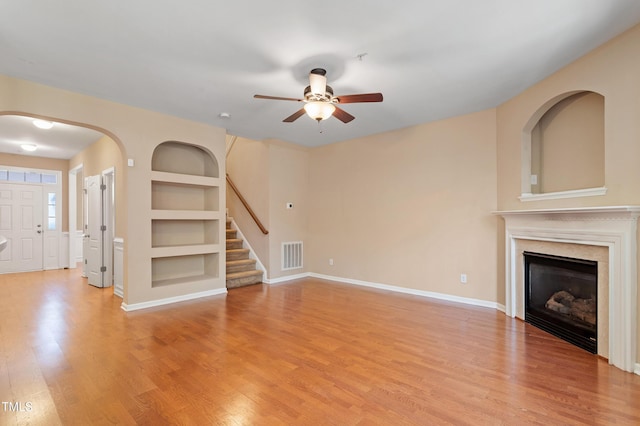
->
151, 274, 218, 288
151, 171, 221, 187
150, 210, 221, 220
151, 244, 220, 258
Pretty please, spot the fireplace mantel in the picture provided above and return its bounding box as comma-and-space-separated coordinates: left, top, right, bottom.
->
495, 206, 640, 373
496, 205, 640, 218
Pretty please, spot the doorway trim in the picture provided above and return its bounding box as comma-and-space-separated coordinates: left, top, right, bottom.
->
0, 165, 62, 272
69, 163, 83, 268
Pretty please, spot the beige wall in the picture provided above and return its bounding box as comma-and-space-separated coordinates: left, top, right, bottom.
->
268, 140, 309, 279
308, 109, 498, 301
0, 153, 70, 231
496, 24, 640, 363
533, 92, 604, 193
230, 110, 498, 301
497, 24, 640, 211
70, 135, 125, 237
226, 137, 310, 279
226, 137, 271, 269
1, 75, 227, 305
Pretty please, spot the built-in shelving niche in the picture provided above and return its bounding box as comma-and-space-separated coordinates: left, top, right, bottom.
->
152, 253, 219, 288
152, 220, 219, 247
151, 141, 221, 289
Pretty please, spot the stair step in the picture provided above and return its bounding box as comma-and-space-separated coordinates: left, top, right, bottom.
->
226, 229, 237, 239
226, 238, 243, 250
227, 258, 257, 273
226, 218, 232, 229
226, 270, 263, 289
227, 248, 250, 261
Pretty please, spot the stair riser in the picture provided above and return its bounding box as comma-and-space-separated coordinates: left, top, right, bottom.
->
227, 251, 250, 261
226, 275, 262, 289
227, 263, 257, 274
226, 220, 262, 288
226, 240, 243, 250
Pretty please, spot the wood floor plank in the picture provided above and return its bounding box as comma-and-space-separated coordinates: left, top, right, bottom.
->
1, 269, 640, 425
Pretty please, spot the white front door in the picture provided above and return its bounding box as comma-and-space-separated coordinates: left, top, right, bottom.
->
85, 175, 104, 287
0, 184, 43, 273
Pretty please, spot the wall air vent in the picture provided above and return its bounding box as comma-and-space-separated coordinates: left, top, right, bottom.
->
282, 241, 303, 270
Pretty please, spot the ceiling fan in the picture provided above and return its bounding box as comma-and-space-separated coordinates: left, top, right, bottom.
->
254, 68, 383, 124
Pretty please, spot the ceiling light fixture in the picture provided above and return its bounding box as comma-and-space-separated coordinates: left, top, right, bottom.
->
304, 101, 336, 121
33, 119, 54, 129
21, 143, 37, 152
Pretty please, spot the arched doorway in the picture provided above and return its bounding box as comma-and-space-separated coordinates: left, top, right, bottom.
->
0, 114, 125, 293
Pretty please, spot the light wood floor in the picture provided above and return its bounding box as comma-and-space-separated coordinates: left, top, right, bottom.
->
1, 269, 640, 425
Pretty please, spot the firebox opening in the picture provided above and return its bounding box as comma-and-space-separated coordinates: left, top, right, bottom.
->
524, 251, 597, 354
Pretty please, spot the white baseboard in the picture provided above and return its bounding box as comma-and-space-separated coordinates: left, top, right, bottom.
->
635, 363, 640, 376
310, 273, 500, 310
264, 272, 309, 284
264, 271, 499, 310
121, 288, 227, 312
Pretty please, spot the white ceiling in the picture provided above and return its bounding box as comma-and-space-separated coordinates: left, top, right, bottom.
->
2, 0, 640, 156
0, 115, 103, 160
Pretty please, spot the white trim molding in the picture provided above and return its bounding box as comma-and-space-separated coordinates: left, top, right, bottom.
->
265, 271, 501, 310
519, 187, 607, 202
310, 273, 501, 310
264, 272, 309, 284
121, 288, 227, 312
496, 206, 640, 373
113, 237, 124, 298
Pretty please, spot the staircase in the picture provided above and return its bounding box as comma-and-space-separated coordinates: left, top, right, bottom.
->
226, 219, 263, 288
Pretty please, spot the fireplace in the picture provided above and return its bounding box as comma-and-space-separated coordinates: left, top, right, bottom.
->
496, 206, 640, 373
524, 251, 597, 353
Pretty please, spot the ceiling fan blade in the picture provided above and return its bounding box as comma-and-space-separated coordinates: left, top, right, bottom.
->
332, 106, 355, 123
335, 93, 383, 104
254, 94, 303, 102
283, 108, 306, 123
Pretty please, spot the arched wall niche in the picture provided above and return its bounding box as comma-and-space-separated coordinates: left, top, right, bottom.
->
520, 91, 606, 200
152, 140, 219, 178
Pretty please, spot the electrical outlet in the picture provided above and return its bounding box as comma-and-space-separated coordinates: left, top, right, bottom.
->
329, 258, 334, 266
460, 273, 467, 284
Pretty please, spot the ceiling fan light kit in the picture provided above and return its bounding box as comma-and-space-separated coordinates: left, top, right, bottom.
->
254, 68, 383, 125
304, 101, 336, 121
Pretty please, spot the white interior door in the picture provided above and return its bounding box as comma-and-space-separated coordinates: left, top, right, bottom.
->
0, 184, 43, 273
85, 175, 104, 287
101, 170, 114, 287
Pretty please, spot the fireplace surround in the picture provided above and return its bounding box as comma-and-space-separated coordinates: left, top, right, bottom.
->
496, 206, 640, 373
